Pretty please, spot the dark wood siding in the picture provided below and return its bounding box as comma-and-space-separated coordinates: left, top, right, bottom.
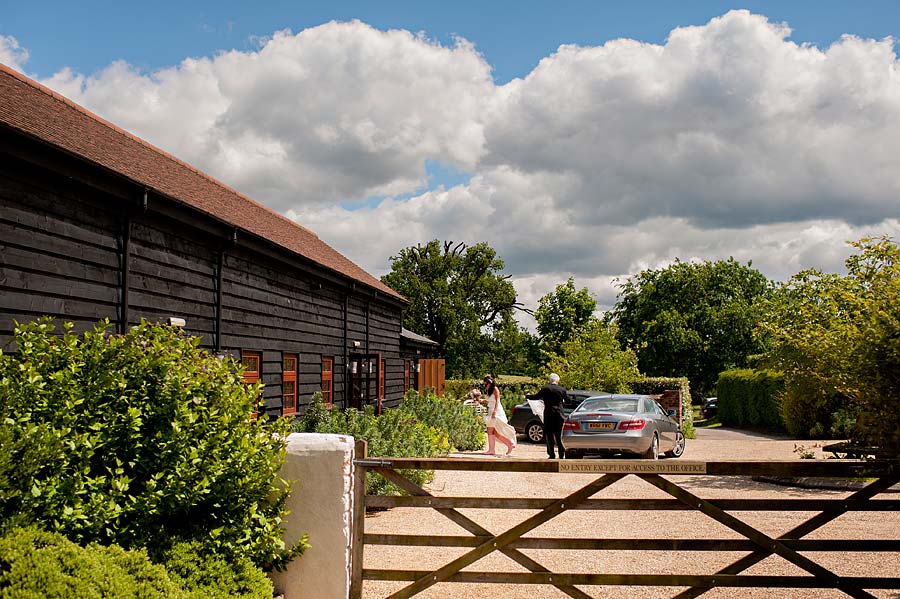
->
0, 155, 122, 342
0, 133, 408, 414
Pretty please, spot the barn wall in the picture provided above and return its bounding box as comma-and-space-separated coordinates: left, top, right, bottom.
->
0, 136, 407, 413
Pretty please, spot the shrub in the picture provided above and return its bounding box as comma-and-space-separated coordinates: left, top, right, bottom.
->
160, 540, 272, 599
0, 526, 183, 599
293, 396, 452, 495
779, 378, 847, 439
400, 389, 485, 451
716, 369, 785, 430
627, 377, 695, 439
0, 318, 305, 570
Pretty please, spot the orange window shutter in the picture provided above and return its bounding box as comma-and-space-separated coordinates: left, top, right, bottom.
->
322, 357, 334, 407
282, 353, 298, 415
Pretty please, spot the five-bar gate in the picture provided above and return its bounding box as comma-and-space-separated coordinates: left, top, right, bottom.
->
349, 441, 900, 599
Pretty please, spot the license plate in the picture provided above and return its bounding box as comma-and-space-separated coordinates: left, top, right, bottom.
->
587, 422, 615, 430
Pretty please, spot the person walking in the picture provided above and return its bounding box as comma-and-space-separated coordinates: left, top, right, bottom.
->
481, 375, 517, 455
530, 373, 569, 459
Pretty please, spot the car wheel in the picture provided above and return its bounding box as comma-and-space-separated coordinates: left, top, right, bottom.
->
565, 449, 582, 459
664, 431, 685, 458
526, 422, 544, 443
642, 434, 659, 459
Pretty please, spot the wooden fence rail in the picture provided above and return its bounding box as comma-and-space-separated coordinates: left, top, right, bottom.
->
349, 445, 900, 599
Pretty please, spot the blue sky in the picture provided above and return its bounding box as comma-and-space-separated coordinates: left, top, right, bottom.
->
2, 3, 900, 320
4, 1, 899, 83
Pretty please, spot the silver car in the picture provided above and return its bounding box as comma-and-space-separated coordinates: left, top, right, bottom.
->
561, 394, 685, 459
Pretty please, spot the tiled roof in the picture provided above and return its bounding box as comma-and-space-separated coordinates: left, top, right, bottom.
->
0, 63, 404, 302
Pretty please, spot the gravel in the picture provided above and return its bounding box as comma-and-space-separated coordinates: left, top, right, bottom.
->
361, 429, 900, 599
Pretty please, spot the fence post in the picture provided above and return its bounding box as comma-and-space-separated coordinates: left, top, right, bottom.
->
349, 439, 367, 599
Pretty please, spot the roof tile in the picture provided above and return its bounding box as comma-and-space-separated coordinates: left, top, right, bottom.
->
0, 63, 404, 302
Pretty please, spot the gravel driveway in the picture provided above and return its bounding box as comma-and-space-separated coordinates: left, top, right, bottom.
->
361, 428, 900, 599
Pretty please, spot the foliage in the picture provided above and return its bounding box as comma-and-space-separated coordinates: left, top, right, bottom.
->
381, 240, 524, 377
160, 540, 273, 599
0, 526, 182, 599
293, 396, 452, 496
535, 278, 597, 356
758, 236, 900, 453
0, 527, 272, 599
627, 377, 695, 439
544, 321, 641, 394
400, 389, 485, 451
484, 314, 542, 377
0, 318, 305, 570
716, 369, 785, 430
608, 258, 771, 397
445, 375, 540, 415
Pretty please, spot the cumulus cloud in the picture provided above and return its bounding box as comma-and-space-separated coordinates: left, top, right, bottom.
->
0, 34, 28, 72
483, 10, 900, 229
8, 10, 900, 324
40, 22, 493, 210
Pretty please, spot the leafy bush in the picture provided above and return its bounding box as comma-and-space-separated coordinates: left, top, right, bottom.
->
716, 369, 785, 430
293, 395, 452, 495
0, 527, 273, 599
0, 318, 305, 570
0, 526, 182, 599
627, 377, 695, 439
400, 389, 485, 451
779, 378, 847, 439
160, 540, 272, 599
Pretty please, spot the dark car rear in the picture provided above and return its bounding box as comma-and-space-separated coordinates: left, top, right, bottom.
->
509, 390, 607, 443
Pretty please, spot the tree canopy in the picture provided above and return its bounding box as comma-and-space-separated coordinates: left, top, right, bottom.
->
534, 277, 596, 357
607, 258, 771, 397
381, 240, 523, 377
759, 236, 900, 453
544, 320, 640, 393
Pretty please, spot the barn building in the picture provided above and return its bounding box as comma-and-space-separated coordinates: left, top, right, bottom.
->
0, 64, 443, 416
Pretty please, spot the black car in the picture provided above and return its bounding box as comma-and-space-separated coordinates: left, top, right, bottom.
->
509, 390, 607, 443
700, 397, 717, 419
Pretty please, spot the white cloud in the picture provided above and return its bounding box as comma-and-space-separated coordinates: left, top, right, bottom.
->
0, 34, 28, 72
7, 10, 900, 327
40, 22, 494, 211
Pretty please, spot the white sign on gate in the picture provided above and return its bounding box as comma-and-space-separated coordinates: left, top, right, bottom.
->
558, 461, 707, 474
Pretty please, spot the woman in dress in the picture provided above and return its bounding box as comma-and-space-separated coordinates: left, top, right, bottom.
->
481, 375, 517, 455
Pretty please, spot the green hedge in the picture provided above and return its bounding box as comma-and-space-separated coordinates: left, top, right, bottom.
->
716, 369, 785, 430
0, 527, 272, 599
400, 389, 485, 451
627, 377, 695, 439
292, 395, 452, 496
445, 376, 539, 416
0, 318, 304, 571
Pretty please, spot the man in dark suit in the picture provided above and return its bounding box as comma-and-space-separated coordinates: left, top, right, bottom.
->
529, 373, 569, 459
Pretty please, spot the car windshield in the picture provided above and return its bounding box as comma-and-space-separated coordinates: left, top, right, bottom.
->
574, 398, 639, 413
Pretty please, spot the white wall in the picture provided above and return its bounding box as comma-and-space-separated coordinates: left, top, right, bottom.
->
269, 433, 357, 599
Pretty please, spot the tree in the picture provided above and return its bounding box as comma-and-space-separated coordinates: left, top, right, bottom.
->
381, 240, 525, 377
607, 258, 771, 397
544, 321, 640, 393
534, 278, 597, 357
759, 236, 900, 453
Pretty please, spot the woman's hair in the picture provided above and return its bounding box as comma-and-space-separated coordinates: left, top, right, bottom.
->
483, 375, 496, 395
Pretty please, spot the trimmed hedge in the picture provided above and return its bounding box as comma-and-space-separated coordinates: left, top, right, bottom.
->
627, 377, 695, 439
716, 369, 785, 430
0, 527, 272, 599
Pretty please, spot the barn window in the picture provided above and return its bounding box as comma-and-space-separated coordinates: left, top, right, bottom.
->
322, 356, 334, 407
282, 353, 298, 416
242, 350, 261, 418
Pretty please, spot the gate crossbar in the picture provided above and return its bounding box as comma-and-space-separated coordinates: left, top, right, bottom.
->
351, 451, 900, 599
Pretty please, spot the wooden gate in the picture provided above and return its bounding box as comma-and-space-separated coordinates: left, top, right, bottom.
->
350, 442, 900, 599
416, 359, 445, 397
